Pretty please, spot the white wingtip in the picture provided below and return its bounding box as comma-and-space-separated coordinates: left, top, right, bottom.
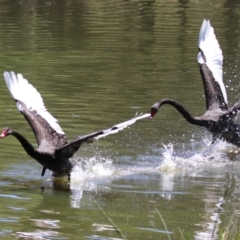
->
3, 71, 65, 135
197, 19, 227, 103
94, 113, 150, 140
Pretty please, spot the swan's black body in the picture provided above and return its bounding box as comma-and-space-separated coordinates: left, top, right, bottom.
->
151, 19, 240, 147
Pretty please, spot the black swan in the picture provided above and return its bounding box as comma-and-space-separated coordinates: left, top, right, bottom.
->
150, 19, 240, 147
1, 71, 150, 180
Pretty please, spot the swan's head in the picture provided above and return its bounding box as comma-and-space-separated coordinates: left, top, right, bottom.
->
0, 127, 13, 138
150, 106, 159, 118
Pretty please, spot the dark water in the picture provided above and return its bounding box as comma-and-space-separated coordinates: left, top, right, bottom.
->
0, 0, 240, 239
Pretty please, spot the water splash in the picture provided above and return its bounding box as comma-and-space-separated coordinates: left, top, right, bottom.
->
157, 140, 240, 173
157, 144, 178, 172
71, 156, 113, 181
68, 156, 113, 208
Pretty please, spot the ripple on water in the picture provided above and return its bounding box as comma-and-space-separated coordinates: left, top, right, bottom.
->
15, 230, 59, 239
0, 193, 30, 200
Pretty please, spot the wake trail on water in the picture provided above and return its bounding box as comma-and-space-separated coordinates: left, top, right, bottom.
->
68, 137, 240, 185
5, 136, 239, 191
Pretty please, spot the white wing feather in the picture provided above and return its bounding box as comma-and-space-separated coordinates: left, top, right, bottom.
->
94, 113, 150, 140
3, 71, 65, 135
198, 19, 227, 103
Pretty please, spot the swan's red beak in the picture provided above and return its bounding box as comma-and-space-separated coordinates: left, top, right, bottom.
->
150, 108, 158, 118
0, 129, 7, 138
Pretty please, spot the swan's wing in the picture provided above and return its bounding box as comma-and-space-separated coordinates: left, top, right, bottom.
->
56, 113, 150, 158
3, 71, 67, 147
198, 19, 228, 111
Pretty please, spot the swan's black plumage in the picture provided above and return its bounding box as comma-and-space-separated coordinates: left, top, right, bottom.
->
151, 19, 240, 147
1, 71, 150, 179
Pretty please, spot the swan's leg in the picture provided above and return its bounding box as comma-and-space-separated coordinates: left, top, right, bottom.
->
67, 173, 71, 181
41, 167, 47, 176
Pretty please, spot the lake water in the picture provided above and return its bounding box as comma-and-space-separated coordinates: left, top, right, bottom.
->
0, 0, 240, 239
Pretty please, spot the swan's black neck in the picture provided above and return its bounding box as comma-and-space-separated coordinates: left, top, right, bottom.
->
8, 130, 73, 179
11, 131, 38, 159
152, 99, 204, 126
